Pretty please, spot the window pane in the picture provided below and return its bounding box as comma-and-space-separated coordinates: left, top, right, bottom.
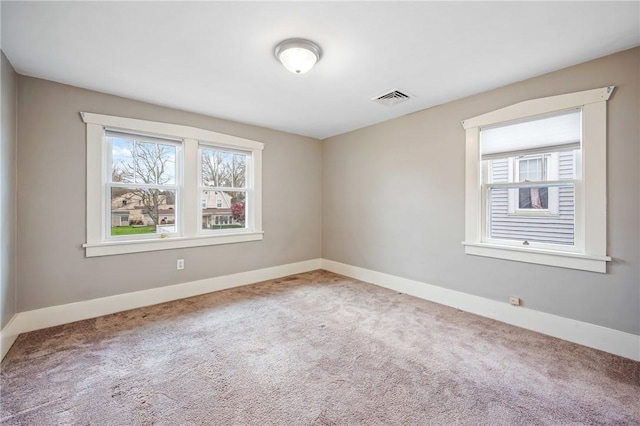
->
201, 147, 247, 188
111, 137, 135, 184
110, 187, 177, 236
488, 186, 574, 245
201, 190, 246, 230
110, 137, 177, 185
481, 110, 581, 156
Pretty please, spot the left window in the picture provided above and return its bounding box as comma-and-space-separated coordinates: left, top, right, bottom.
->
107, 130, 181, 239
82, 112, 264, 257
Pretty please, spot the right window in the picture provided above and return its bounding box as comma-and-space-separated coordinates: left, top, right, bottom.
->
483, 110, 579, 248
199, 145, 250, 233
462, 87, 613, 273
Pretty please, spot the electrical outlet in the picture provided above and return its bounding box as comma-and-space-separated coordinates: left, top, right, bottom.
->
508, 296, 521, 306
177, 259, 185, 270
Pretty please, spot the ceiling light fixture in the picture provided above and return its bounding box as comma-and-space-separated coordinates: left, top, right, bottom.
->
274, 38, 321, 74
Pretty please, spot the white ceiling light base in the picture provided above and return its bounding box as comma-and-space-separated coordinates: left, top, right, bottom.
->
274, 38, 321, 74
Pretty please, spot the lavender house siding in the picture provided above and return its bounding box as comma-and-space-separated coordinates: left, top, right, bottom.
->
488, 151, 575, 245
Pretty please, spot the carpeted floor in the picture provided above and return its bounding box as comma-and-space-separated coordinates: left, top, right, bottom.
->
1, 270, 639, 425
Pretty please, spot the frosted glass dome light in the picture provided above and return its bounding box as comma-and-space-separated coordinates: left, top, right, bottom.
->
275, 39, 321, 74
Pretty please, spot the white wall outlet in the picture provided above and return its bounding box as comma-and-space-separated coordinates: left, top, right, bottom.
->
509, 296, 521, 306
177, 259, 185, 270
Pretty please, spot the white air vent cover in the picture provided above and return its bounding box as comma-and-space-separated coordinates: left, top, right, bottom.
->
372, 90, 412, 107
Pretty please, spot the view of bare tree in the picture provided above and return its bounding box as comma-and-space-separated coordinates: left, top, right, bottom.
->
113, 141, 176, 226
110, 143, 247, 231
201, 150, 246, 204
201, 149, 226, 187
229, 154, 246, 189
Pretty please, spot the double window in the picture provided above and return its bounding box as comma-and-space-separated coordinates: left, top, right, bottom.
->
462, 87, 613, 273
82, 113, 263, 257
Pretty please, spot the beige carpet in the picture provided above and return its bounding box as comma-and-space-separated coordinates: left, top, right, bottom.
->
1, 270, 639, 425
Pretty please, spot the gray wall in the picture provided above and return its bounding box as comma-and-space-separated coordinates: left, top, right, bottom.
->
322, 47, 640, 335
1, 51, 18, 328
17, 76, 322, 311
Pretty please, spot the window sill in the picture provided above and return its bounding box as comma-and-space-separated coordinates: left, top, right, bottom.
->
508, 211, 559, 218
462, 241, 611, 273
84, 231, 264, 257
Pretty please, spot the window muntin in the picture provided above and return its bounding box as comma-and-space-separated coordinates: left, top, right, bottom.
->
107, 131, 181, 239
199, 146, 250, 233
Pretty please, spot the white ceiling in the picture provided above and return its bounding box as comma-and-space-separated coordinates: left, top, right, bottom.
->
2, 2, 639, 140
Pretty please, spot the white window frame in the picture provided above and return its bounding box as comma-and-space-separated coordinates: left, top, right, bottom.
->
461, 87, 613, 273
105, 132, 183, 241
81, 112, 263, 257
197, 143, 252, 234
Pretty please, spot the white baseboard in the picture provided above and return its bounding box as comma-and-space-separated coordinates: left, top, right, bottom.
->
0, 258, 322, 361
321, 259, 640, 362
1, 315, 20, 361
3, 257, 638, 363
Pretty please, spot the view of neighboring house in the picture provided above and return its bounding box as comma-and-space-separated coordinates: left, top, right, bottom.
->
487, 150, 576, 245
201, 189, 242, 229
110, 192, 176, 227
110, 188, 243, 232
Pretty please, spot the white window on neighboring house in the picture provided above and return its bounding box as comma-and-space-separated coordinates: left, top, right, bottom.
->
216, 199, 222, 208
462, 87, 613, 273
81, 112, 264, 257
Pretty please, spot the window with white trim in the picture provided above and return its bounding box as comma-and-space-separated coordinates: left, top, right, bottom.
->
107, 130, 181, 239
484, 112, 577, 246
462, 87, 613, 273
81, 112, 264, 257
199, 145, 250, 232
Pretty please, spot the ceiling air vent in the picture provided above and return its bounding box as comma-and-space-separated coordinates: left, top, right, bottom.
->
372, 89, 412, 107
